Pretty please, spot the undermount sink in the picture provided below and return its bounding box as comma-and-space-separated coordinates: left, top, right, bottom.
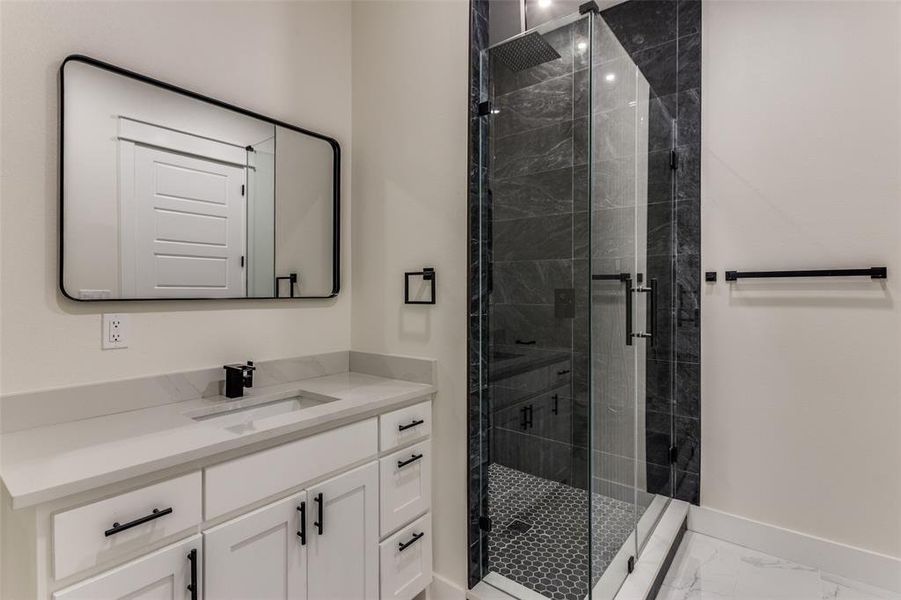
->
191, 396, 330, 434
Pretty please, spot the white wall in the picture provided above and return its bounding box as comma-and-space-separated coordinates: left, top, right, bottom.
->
0, 1, 352, 394
702, 0, 901, 558
350, 0, 469, 590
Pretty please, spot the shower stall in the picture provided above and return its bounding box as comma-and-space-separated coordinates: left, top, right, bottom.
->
469, 1, 701, 598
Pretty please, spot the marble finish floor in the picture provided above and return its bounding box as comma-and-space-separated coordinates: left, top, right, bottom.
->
487, 463, 642, 600
659, 532, 901, 600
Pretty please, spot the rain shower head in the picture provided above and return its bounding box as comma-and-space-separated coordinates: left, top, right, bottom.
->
490, 31, 561, 72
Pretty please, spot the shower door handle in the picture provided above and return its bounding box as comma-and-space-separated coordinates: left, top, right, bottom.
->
624, 276, 633, 346
632, 278, 657, 346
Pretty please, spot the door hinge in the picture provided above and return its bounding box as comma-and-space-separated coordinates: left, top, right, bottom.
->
670, 149, 679, 171
669, 445, 678, 464
479, 516, 492, 532
627, 555, 635, 573
241, 184, 245, 196
478, 101, 491, 117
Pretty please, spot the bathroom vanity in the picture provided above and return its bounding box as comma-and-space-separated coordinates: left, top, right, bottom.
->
0, 352, 435, 600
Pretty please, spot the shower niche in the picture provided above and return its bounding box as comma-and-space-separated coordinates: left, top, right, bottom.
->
468, 1, 701, 598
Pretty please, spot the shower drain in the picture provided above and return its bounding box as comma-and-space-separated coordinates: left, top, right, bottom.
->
506, 519, 532, 534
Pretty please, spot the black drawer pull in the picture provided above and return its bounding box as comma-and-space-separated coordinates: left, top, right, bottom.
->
515, 339, 536, 345
105, 507, 173, 537
397, 453, 424, 469
187, 548, 198, 600
398, 531, 424, 552
398, 419, 424, 432
313, 493, 324, 535
557, 369, 571, 376
297, 502, 306, 545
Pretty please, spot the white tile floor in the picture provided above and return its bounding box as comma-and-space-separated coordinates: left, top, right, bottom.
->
658, 532, 901, 600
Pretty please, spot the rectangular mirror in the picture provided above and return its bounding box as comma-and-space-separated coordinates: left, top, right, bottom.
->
60, 55, 340, 300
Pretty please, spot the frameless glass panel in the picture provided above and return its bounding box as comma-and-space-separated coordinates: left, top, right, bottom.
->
479, 12, 593, 600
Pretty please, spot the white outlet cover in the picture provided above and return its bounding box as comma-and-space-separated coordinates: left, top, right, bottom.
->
102, 313, 129, 350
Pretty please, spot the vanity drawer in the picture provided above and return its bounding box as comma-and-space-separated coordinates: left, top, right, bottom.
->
205, 417, 378, 519
379, 400, 431, 452
379, 513, 432, 600
52, 471, 201, 581
379, 440, 431, 537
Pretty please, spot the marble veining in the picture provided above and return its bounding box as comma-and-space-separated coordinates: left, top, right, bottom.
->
658, 533, 901, 600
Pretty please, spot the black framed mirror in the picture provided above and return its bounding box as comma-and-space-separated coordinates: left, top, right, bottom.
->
60, 55, 340, 300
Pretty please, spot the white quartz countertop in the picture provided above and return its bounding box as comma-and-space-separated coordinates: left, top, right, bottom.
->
0, 372, 434, 509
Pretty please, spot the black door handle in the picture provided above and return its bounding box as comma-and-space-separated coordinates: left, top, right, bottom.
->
397, 454, 424, 469
105, 507, 173, 537
556, 369, 571, 376
313, 493, 324, 535
398, 531, 424, 552
186, 548, 198, 600
515, 339, 536, 345
625, 276, 634, 346
648, 278, 657, 347
398, 419, 424, 432
525, 405, 534, 428
520, 406, 528, 430
552, 394, 559, 415
297, 502, 306, 545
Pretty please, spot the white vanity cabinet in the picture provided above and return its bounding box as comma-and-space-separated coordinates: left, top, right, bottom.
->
204, 493, 307, 599
53, 535, 201, 600
9, 396, 433, 600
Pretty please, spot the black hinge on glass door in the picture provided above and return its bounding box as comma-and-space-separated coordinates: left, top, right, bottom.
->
669, 445, 678, 465
479, 516, 492, 532
478, 101, 491, 117
670, 149, 679, 171
627, 555, 635, 573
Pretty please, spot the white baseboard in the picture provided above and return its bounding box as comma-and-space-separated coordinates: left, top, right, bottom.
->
688, 506, 901, 594
429, 572, 467, 600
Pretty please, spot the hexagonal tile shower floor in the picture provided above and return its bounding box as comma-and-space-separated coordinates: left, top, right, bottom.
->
487, 463, 640, 600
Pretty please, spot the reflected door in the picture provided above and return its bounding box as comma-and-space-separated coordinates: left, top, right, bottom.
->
123, 145, 246, 298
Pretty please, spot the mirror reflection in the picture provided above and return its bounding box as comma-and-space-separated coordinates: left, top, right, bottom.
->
62, 57, 338, 300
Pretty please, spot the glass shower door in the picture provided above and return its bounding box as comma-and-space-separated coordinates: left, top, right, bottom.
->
589, 12, 675, 598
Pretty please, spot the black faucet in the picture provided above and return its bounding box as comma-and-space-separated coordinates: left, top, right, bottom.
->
223, 361, 255, 398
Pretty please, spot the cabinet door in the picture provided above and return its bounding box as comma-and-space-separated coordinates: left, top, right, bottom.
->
307, 462, 379, 600
53, 536, 201, 600
204, 492, 307, 600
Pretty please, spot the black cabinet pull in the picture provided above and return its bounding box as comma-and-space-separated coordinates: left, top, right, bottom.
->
398, 419, 424, 432
186, 548, 198, 600
297, 502, 306, 545
313, 493, 324, 535
648, 278, 658, 347
525, 405, 534, 428
520, 406, 528, 430
515, 340, 536, 345
556, 369, 571, 376
552, 394, 559, 415
398, 531, 424, 552
397, 453, 424, 469
105, 507, 172, 537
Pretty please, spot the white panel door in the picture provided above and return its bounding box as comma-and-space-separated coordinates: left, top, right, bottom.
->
307, 462, 379, 600
53, 536, 201, 600
125, 144, 245, 297
203, 492, 307, 600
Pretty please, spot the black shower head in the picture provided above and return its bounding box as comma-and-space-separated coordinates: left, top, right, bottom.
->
490, 31, 562, 72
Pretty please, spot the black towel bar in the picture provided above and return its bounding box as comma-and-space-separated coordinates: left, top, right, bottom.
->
724, 267, 887, 281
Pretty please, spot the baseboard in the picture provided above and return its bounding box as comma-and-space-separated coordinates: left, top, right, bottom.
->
428, 572, 467, 600
688, 506, 901, 593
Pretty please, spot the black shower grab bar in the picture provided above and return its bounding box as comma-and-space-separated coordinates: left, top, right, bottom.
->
724, 267, 887, 281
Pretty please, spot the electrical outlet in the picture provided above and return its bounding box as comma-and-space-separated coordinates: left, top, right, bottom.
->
102, 314, 129, 349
